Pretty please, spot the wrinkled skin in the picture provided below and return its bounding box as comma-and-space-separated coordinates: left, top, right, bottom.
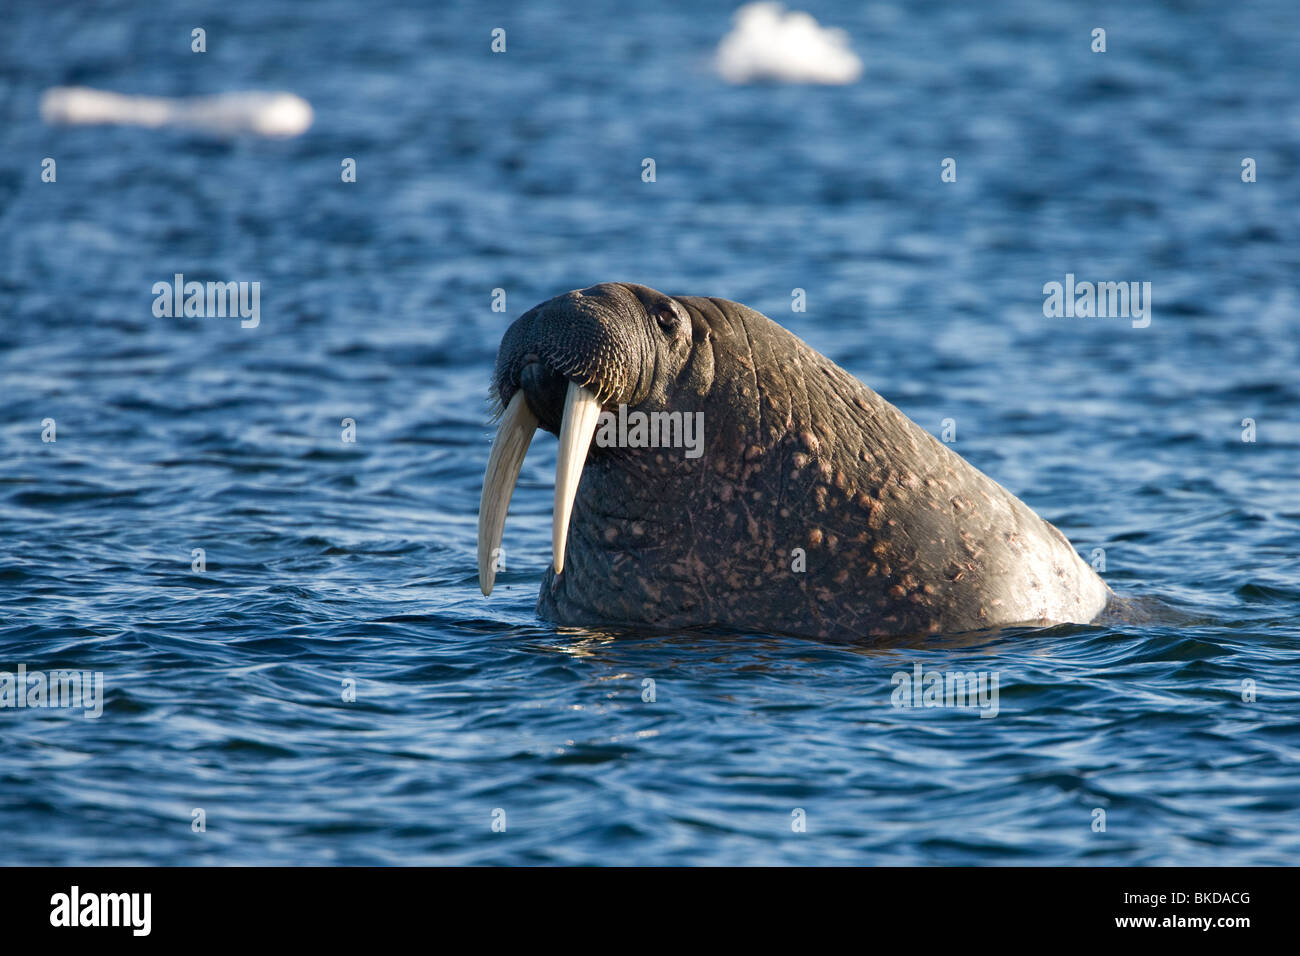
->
491, 282, 1112, 641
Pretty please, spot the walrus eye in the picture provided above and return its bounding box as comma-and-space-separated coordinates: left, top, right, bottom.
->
654, 303, 680, 333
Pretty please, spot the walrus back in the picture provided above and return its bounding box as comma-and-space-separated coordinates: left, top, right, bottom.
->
699, 299, 1111, 635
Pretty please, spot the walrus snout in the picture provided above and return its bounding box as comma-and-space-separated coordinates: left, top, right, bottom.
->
514, 356, 571, 434
492, 283, 657, 414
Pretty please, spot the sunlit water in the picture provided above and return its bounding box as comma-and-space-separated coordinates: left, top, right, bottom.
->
1, 0, 1298, 865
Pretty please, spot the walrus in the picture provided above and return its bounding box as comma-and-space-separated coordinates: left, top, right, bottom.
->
478, 283, 1112, 641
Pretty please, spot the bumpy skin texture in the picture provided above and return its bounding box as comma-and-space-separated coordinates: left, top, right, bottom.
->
493, 283, 1112, 641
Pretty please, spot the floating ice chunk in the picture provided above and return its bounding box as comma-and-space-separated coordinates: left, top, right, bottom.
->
40, 87, 313, 138
715, 3, 862, 85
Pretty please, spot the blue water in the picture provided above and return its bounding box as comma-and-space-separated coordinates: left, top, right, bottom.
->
2, 0, 1298, 865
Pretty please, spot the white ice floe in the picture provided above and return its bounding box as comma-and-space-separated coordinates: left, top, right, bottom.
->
715, 2, 862, 85
40, 87, 313, 138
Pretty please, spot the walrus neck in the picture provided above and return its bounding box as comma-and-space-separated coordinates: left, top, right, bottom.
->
536, 448, 717, 627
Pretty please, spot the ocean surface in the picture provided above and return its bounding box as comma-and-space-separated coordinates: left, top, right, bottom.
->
1, 0, 1298, 865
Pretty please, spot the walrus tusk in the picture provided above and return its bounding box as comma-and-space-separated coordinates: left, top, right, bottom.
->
553, 381, 602, 575
477, 391, 539, 595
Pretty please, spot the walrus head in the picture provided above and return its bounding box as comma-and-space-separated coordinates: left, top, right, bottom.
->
480, 282, 718, 593
479, 283, 1111, 641
491, 282, 707, 433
